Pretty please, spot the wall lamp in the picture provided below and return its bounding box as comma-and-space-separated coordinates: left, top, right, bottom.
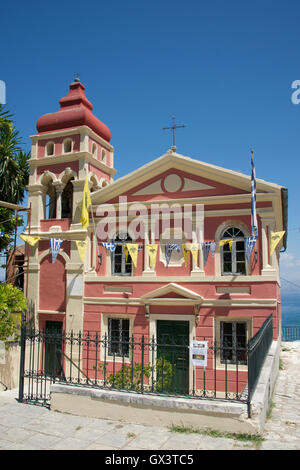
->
145, 304, 150, 320
194, 304, 200, 325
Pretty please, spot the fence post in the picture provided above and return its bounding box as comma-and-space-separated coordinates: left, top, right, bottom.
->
18, 313, 26, 402
247, 342, 252, 418
141, 335, 144, 393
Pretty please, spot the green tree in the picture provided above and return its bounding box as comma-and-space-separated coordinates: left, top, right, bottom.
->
0, 104, 30, 252
0, 283, 27, 342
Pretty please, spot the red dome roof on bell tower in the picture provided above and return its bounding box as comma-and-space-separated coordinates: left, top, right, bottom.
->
36, 79, 111, 142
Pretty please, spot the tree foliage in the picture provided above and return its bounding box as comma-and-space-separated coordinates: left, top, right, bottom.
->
0, 104, 30, 252
0, 283, 27, 342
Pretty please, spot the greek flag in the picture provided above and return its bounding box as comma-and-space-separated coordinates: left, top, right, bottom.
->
102, 242, 116, 252
202, 242, 211, 266
202, 241, 217, 265
210, 242, 216, 257
245, 236, 257, 263
50, 238, 63, 264
165, 243, 180, 267
251, 150, 258, 237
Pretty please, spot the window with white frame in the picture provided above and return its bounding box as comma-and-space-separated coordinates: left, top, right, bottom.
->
108, 317, 130, 357
63, 138, 72, 153
92, 142, 97, 157
46, 142, 54, 156
111, 233, 132, 276
221, 226, 246, 275
220, 320, 247, 365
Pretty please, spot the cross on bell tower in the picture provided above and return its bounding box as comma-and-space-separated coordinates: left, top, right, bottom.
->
162, 116, 186, 152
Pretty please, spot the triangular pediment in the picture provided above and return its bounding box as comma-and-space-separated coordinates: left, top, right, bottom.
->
90, 149, 283, 206
141, 283, 203, 301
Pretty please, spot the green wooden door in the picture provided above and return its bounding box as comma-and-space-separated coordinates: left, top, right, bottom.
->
156, 320, 189, 394
44, 321, 63, 378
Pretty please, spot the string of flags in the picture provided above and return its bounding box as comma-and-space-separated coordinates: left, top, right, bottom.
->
18, 231, 285, 268
16, 154, 285, 268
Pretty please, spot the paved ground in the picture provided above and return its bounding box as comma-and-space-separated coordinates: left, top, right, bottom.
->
0, 341, 299, 451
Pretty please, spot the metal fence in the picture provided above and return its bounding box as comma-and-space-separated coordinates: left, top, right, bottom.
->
247, 314, 273, 407
18, 314, 274, 418
282, 325, 300, 341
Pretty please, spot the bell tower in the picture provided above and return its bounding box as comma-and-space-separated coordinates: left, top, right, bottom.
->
26, 78, 116, 331
28, 77, 116, 231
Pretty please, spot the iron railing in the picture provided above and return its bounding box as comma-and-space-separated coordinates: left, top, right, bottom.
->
282, 325, 300, 341
247, 314, 273, 410
18, 315, 274, 418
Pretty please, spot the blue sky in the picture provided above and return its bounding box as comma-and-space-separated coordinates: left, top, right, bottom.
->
1, 0, 300, 293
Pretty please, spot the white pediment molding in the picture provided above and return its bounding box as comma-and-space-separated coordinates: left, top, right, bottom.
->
140, 283, 203, 304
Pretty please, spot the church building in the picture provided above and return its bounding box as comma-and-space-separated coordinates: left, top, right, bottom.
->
24, 78, 287, 396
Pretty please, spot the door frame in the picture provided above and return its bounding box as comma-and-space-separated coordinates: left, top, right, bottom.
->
149, 314, 195, 393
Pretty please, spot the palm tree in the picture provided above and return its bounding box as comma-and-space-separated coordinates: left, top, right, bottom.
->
0, 105, 30, 203
0, 104, 30, 252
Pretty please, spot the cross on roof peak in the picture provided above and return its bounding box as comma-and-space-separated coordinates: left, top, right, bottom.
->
162, 116, 186, 151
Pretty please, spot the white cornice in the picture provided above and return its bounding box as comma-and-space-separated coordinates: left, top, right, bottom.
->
29, 150, 117, 177
83, 296, 277, 307
30, 125, 114, 151
84, 275, 279, 283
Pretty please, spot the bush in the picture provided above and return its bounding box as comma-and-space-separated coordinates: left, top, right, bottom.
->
0, 283, 27, 342
96, 356, 174, 392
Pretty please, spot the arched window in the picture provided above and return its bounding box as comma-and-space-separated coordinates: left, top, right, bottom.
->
61, 178, 74, 219
112, 233, 132, 276
221, 227, 246, 275
92, 142, 97, 157
101, 148, 106, 162
63, 139, 72, 153
46, 142, 54, 156
45, 180, 57, 219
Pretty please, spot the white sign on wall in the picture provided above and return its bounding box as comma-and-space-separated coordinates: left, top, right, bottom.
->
190, 340, 208, 367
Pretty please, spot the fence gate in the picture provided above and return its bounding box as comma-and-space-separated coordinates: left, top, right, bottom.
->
18, 326, 67, 407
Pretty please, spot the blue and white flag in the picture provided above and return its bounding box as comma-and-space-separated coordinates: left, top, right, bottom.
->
245, 236, 257, 263
102, 242, 116, 252
210, 242, 216, 257
202, 242, 211, 266
165, 243, 180, 267
251, 150, 258, 237
50, 238, 63, 264
202, 241, 217, 265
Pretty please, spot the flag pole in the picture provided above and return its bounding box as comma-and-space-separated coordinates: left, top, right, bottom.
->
84, 171, 101, 267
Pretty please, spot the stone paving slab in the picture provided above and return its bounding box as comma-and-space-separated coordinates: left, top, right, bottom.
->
0, 342, 299, 450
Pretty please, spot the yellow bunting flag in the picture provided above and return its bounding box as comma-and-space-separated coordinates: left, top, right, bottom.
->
20, 234, 40, 246
123, 244, 129, 262
80, 176, 92, 229
126, 243, 139, 268
219, 239, 234, 250
75, 240, 88, 264
270, 231, 285, 257
146, 244, 158, 268
182, 244, 190, 266
185, 243, 199, 265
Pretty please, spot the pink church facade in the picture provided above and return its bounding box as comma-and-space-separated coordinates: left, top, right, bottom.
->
25, 79, 287, 395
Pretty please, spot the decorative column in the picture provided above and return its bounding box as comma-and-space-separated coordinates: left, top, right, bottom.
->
142, 219, 155, 277
190, 230, 205, 277
53, 182, 64, 220
261, 216, 277, 276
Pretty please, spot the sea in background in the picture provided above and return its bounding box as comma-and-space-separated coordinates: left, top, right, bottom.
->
281, 292, 300, 327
